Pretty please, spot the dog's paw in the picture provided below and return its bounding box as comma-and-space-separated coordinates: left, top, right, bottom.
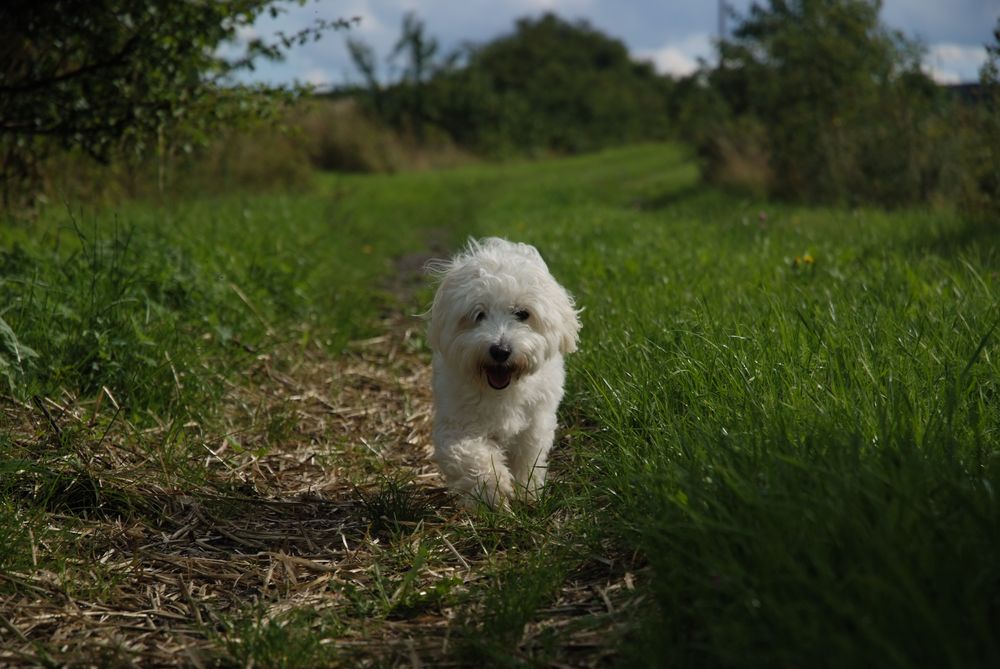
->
462, 474, 514, 512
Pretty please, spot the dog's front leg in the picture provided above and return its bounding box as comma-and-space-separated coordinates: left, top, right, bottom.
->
433, 436, 514, 510
507, 422, 555, 500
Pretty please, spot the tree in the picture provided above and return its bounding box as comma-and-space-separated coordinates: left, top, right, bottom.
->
961, 19, 1000, 227
462, 13, 672, 152
345, 13, 676, 154
388, 12, 443, 140
712, 0, 936, 203
0, 0, 353, 207
346, 38, 383, 115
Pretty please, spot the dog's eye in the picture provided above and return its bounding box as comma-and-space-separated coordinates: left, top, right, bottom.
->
514, 309, 530, 322
474, 311, 486, 323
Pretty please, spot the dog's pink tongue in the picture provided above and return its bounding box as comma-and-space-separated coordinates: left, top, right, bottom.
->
486, 367, 512, 390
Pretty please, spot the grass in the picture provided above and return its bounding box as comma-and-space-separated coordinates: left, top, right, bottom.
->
1, 143, 998, 666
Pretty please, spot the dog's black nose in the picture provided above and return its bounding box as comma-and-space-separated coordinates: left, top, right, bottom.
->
489, 343, 512, 362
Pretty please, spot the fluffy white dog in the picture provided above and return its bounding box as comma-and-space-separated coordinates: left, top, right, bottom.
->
427, 237, 581, 509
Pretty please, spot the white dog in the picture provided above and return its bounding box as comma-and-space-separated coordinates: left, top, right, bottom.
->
427, 238, 581, 509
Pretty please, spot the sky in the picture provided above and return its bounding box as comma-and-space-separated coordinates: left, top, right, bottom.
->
234, 0, 1000, 88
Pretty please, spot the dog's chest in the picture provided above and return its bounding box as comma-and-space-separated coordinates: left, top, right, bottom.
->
432, 357, 563, 442
439, 379, 535, 439
481, 398, 532, 441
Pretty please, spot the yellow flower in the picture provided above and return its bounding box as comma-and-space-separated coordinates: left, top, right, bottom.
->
803, 253, 814, 265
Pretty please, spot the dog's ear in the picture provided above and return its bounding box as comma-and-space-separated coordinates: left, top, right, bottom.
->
558, 312, 582, 355
426, 276, 453, 353
426, 307, 442, 352
553, 287, 582, 354
424, 258, 454, 353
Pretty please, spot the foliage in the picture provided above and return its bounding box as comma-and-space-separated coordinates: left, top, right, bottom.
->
349, 13, 674, 154
0, 156, 483, 416
959, 19, 1000, 228
462, 144, 1000, 667
695, 0, 953, 206
1, 144, 998, 664
387, 13, 446, 141
0, 0, 352, 209
0, 314, 38, 391
31, 96, 471, 205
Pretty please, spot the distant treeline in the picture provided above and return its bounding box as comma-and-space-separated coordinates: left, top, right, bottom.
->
343, 13, 674, 155
345, 4, 999, 221
1, 1, 997, 224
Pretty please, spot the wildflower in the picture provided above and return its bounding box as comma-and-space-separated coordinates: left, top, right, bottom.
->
791, 253, 815, 270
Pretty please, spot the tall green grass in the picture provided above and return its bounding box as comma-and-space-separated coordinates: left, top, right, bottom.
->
0, 167, 494, 415
465, 145, 1000, 667
2, 143, 997, 665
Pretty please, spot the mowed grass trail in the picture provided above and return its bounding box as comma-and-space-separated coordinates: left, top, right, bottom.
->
2, 144, 999, 667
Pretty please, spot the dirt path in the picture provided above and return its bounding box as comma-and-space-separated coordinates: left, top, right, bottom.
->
2, 311, 454, 663
1, 253, 639, 666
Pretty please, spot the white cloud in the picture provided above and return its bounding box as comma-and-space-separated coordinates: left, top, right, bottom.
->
233, 1, 995, 88
235, 24, 259, 43
636, 33, 713, 77
303, 68, 333, 87
345, 2, 390, 38
638, 46, 699, 77
924, 42, 988, 83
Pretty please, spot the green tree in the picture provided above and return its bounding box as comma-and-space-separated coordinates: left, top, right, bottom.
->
348, 13, 674, 155
346, 38, 383, 116
462, 14, 672, 152
712, 0, 940, 204
0, 0, 352, 208
389, 12, 440, 140
961, 19, 1000, 227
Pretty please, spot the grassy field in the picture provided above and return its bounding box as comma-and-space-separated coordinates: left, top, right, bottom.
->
1, 144, 998, 667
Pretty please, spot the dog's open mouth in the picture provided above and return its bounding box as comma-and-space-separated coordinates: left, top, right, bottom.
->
485, 365, 512, 390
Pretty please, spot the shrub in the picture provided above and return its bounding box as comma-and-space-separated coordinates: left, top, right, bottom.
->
701, 0, 956, 207
958, 20, 1000, 228
349, 13, 675, 155
0, 1, 349, 213
697, 115, 773, 197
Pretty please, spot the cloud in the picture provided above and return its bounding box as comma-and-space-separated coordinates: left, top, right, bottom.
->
303, 68, 333, 88
235, 24, 259, 42
882, 0, 999, 46
636, 33, 713, 77
637, 46, 699, 77
924, 42, 988, 83
231, 0, 996, 89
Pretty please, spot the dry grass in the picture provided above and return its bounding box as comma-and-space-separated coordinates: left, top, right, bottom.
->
295, 98, 475, 174
0, 313, 640, 667
34, 97, 476, 210
700, 117, 774, 198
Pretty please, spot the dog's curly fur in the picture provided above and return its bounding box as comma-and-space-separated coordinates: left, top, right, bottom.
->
427, 238, 581, 509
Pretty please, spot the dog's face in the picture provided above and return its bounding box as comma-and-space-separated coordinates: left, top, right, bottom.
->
428, 238, 580, 390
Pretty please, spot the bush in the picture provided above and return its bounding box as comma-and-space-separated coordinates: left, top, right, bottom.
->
178, 98, 471, 185
958, 20, 1000, 228
294, 98, 469, 173
697, 115, 773, 197
25, 97, 472, 209
0, 1, 349, 213
698, 0, 958, 207
349, 13, 676, 155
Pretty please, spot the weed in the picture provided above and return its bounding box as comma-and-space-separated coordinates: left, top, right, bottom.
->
214, 607, 338, 669
357, 476, 432, 537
